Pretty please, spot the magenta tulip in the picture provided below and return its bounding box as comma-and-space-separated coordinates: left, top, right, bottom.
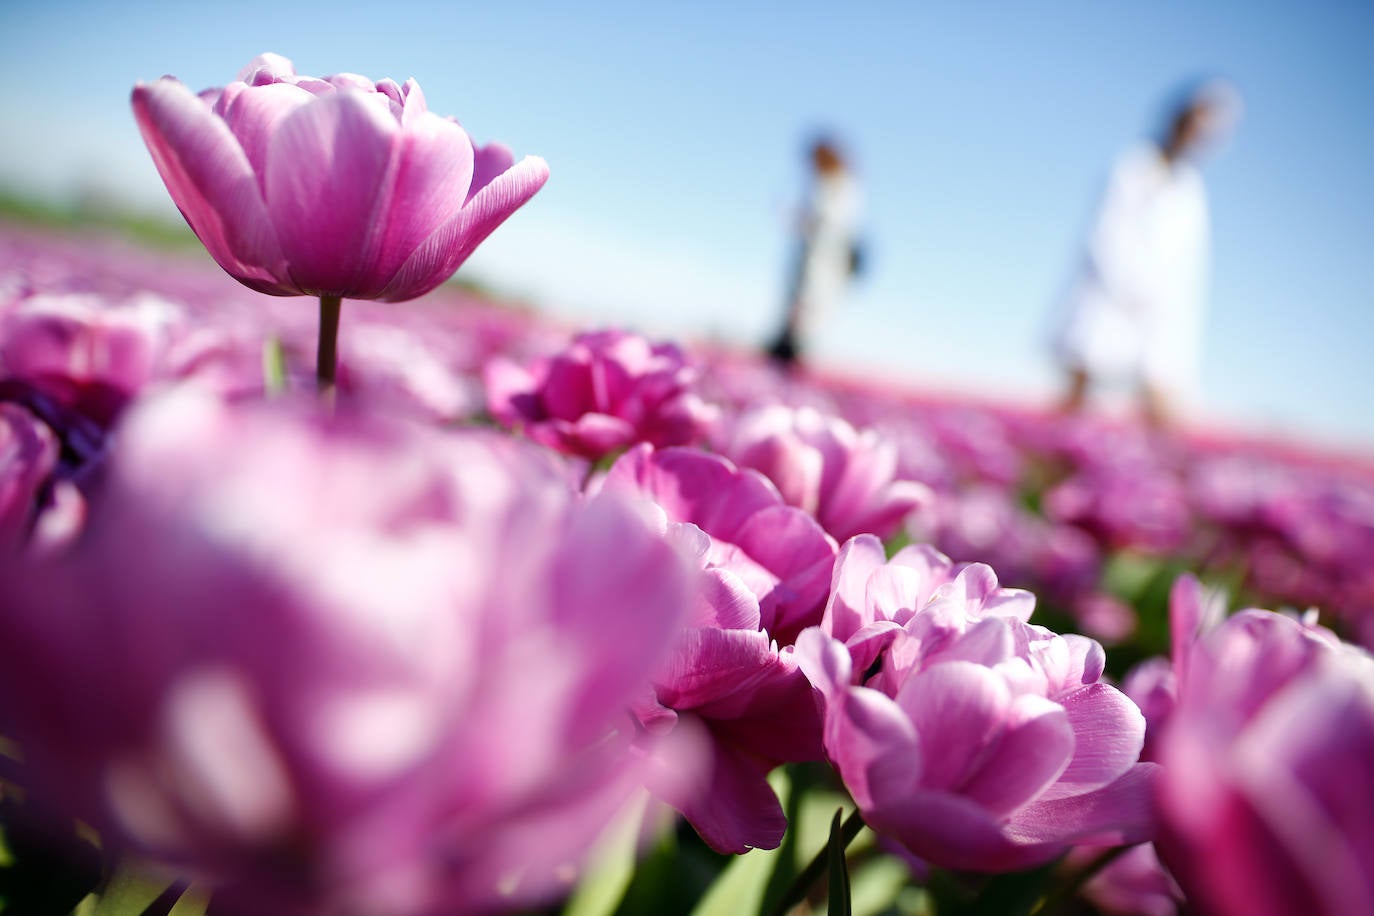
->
601, 444, 837, 645
599, 444, 835, 852
486, 329, 717, 461
633, 520, 825, 853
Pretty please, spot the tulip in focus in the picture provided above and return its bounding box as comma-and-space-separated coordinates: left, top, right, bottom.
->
0, 390, 691, 914
485, 330, 718, 461
797, 535, 1155, 872
132, 53, 548, 388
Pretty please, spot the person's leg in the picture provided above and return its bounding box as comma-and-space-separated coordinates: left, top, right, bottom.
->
1060, 366, 1090, 413
767, 326, 799, 366
1141, 383, 1172, 429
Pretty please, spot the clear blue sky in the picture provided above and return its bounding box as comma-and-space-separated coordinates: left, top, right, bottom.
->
3, 1, 1372, 447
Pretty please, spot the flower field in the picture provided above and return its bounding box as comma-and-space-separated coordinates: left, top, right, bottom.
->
1, 54, 1372, 916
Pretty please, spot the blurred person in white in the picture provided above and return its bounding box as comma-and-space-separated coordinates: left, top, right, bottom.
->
1054, 80, 1242, 426
768, 135, 863, 367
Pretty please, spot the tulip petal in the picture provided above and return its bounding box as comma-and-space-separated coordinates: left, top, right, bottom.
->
354, 111, 476, 298
653, 627, 780, 712
736, 431, 822, 513
695, 567, 763, 631
539, 413, 636, 458
219, 81, 318, 187
731, 504, 837, 641
0, 404, 60, 549
795, 626, 853, 700
843, 620, 903, 677
264, 90, 397, 296
866, 792, 1035, 872
960, 694, 1073, 818
131, 79, 291, 293
469, 142, 516, 202
551, 494, 691, 743
897, 661, 1010, 792
1038, 683, 1145, 801
822, 534, 887, 643
1008, 761, 1158, 847
675, 739, 786, 853
378, 155, 549, 301
827, 687, 921, 810
236, 53, 295, 83
866, 565, 925, 626
482, 356, 541, 425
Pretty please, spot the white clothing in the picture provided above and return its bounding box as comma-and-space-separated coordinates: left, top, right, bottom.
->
1055, 144, 1210, 400
790, 170, 861, 334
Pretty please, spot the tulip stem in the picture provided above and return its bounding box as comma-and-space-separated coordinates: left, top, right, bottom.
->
766, 807, 865, 916
317, 295, 343, 393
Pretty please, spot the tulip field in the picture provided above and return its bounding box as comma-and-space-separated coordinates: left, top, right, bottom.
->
1, 55, 1372, 916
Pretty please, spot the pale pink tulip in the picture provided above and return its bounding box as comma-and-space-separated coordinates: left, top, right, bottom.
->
132, 53, 547, 302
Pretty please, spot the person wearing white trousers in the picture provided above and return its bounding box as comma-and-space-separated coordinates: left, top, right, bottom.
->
1054, 81, 1240, 426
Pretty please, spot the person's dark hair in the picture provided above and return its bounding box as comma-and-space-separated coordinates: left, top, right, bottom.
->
1156, 78, 1242, 158
809, 133, 846, 174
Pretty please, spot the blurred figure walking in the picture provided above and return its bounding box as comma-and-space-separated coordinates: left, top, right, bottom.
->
1053, 80, 1241, 426
768, 135, 862, 367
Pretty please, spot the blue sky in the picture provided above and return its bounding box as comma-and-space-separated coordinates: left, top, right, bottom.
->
2, 1, 1372, 447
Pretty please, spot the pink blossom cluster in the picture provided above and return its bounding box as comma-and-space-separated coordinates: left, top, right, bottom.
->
0, 51, 1372, 916
697, 355, 1374, 647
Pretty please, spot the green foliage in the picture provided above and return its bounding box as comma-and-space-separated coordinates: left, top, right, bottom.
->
826, 809, 853, 916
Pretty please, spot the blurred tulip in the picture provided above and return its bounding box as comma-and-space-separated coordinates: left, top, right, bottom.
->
0, 389, 691, 914
716, 404, 929, 542
1152, 578, 1374, 916
486, 329, 717, 461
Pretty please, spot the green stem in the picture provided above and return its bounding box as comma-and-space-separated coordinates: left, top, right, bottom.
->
317, 295, 342, 393
764, 807, 865, 916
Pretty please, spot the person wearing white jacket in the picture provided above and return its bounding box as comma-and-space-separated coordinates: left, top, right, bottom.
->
1054, 81, 1241, 426
769, 137, 862, 366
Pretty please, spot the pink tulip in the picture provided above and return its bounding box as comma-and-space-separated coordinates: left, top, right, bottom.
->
132, 53, 547, 303
1152, 577, 1374, 916
797, 536, 1155, 872
599, 444, 835, 852
633, 520, 825, 853
0, 390, 691, 914
133, 53, 548, 389
716, 404, 930, 542
485, 330, 718, 461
